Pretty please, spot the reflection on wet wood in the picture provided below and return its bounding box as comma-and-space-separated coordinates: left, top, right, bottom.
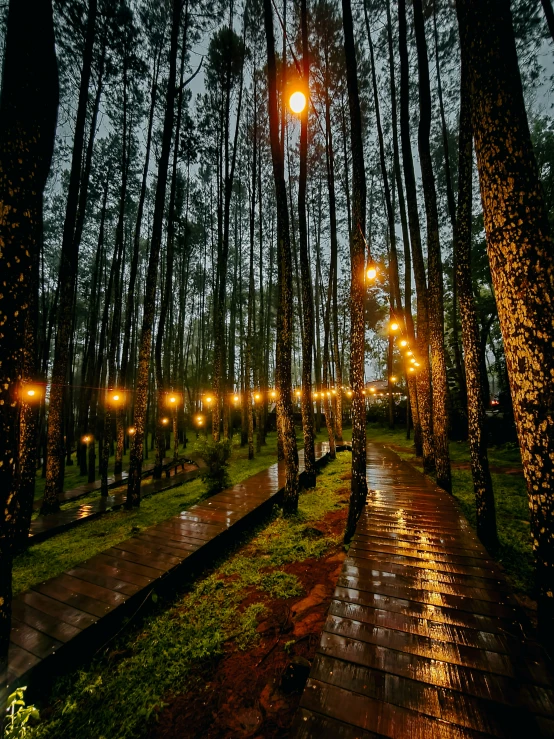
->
292, 443, 554, 738
1, 444, 332, 705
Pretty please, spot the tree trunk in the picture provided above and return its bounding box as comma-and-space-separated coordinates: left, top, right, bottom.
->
263, 0, 299, 513
342, 0, 368, 542
454, 56, 498, 551
398, 0, 434, 472
457, 0, 554, 643
0, 0, 58, 659
127, 0, 180, 507
413, 0, 451, 492
42, 0, 97, 514
298, 0, 316, 487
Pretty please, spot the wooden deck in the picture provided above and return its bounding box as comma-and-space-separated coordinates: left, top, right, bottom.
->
1, 443, 331, 706
29, 461, 200, 543
292, 442, 554, 738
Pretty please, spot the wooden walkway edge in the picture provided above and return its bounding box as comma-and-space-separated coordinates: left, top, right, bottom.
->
29, 461, 201, 544
1, 443, 332, 707
292, 442, 554, 739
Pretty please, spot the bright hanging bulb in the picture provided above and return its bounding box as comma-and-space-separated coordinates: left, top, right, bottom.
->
289, 90, 306, 114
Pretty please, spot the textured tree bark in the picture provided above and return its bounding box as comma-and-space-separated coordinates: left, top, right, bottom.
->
263, 0, 299, 513
0, 0, 58, 658
541, 0, 554, 44
457, 0, 554, 642
413, 0, 452, 493
298, 0, 316, 487
342, 0, 368, 542
398, 0, 434, 472
385, 0, 421, 451
127, 0, 180, 507
42, 0, 97, 514
454, 57, 498, 551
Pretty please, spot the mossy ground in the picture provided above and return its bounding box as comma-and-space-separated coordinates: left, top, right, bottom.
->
32, 452, 352, 739
365, 423, 533, 599
15, 429, 333, 597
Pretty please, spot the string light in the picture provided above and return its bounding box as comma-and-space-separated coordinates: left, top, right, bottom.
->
128, 427, 136, 436
82, 434, 92, 444
366, 264, 377, 281
161, 417, 169, 425
389, 321, 399, 332
400, 339, 408, 348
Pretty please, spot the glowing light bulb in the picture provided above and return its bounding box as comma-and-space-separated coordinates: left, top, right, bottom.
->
234, 395, 239, 402
366, 265, 377, 281
128, 427, 136, 435
406, 351, 413, 357
27, 389, 35, 397
390, 321, 399, 332
289, 90, 306, 114
390, 376, 396, 382
400, 339, 408, 348
161, 417, 169, 425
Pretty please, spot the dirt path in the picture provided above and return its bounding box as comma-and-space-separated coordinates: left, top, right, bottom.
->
148, 491, 350, 738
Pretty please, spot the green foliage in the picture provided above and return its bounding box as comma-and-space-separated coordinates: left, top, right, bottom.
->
194, 437, 232, 495
33, 452, 351, 739
14, 434, 284, 595
3, 688, 39, 738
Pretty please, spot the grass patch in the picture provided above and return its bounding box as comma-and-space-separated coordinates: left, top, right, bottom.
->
15, 431, 297, 596
32, 452, 352, 739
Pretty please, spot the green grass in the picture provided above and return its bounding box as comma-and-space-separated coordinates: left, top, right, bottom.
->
32, 452, 352, 739
365, 423, 533, 599
15, 431, 299, 596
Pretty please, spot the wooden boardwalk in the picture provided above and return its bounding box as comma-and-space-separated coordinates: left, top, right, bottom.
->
1, 443, 330, 705
29, 460, 200, 543
293, 442, 554, 738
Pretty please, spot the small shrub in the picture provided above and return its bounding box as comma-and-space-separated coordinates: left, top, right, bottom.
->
3, 688, 39, 738
194, 437, 232, 495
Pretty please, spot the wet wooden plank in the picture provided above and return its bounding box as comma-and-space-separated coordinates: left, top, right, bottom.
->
11, 600, 82, 643
8, 442, 331, 699
19, 590, 97, 630
293, 442, 554, 738
32, 579, 120, 616
300, 678, 485, 738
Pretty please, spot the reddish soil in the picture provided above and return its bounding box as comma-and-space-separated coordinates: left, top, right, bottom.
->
148, 493, 349, 739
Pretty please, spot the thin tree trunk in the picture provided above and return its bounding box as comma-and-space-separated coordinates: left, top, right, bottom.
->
454, 57, 498, 551
298, 0, 316, 487
398, 0, 434, 472
42, 0, 97, 513
413, 0, 451, 492
263, 0, 299, 513
342, 0, 368, 541
127, 0, 180, 506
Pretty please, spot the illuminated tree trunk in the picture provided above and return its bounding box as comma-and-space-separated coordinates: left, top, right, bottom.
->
457, 0, 554, 641
398, 0, 434, 472
385, 0, 420, 449
298, 0, 316, 487
127, 0, 180, 507
413, 0, 452, 493
0, 0, 58, 659
342, 0, 368, 542
263, 0, 299, 513
42, 0, 97, 514
454, 58, 498, 551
